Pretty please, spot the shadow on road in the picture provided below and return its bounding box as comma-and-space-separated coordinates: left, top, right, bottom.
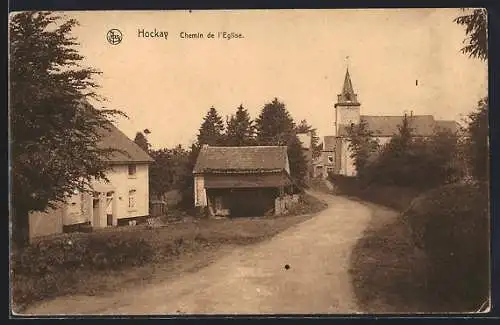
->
348, 203, 431, 313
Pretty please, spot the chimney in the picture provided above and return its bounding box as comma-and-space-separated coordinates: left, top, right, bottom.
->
410, 110, 414, 117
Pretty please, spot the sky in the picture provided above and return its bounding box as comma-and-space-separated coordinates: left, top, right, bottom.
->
63, 9, 487, 149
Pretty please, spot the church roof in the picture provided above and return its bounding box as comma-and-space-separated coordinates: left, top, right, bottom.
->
337, 115, 460, 137
323, 136, 337, 151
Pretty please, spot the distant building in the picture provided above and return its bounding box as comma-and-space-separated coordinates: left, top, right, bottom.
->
29, 123, 154, 239
193, 145, 294, 217
314, 68, 460, 178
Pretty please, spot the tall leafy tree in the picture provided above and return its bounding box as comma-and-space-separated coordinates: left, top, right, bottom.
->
197, 107, 225, 146
466, 98, 489, 181
255, 98, 296, 146
454, 8, 488, 61
225, 104, 255, 146
134, 131, 151, 153
454, 9, 488, 182
9, 12, 124, 248
149, 145, 190, 200
287, 135, 309, 190
346, 119, 380, 177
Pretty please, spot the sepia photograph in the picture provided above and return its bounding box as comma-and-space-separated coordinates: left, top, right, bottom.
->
9, 8, 489, 316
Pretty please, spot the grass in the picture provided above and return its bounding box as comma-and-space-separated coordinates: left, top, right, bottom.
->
12, 193, 327, 313
348, 202, 431, 313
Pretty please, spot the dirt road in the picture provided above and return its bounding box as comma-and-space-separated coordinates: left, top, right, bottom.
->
24, 191, 373, 315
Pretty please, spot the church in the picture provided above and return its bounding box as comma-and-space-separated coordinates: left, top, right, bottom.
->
313, 68, 460, 179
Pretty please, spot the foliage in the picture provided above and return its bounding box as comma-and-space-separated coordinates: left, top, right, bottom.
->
255, 97, 296, 146
346, 119, 380, 177
465, 97, 489, 181
287, 135, 309, 190
197, 107, 225, 146
225, 104, 256, 146
133, 131, 151, 153
9, 12, 124, 247
149, 145, 190, 200
255, 98, 308, 189
454, 9, 488, 61
403, 181, 489, 310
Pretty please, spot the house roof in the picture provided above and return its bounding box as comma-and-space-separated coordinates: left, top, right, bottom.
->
297, 133, 311, 149
96, 123, 154, 164
323, 136, 337, 151
337, 115, 460, 137
193, 145, 289, 174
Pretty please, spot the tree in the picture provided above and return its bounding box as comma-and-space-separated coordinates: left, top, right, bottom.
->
388, 113, 414, 155
225, 104, 255, 146
346, 119, 380, 177
134, 131, 151, 153
255, 98, 295, 146
255, 98, 308, 189
9, 12, 124, 248
454, 9, 488, 182
197, 107, 225, 146
454, 9, 488, 61
149, 145, 190, 200
287, 135, 308, 190
465, 97, 489, 181
295, 119, 322, 159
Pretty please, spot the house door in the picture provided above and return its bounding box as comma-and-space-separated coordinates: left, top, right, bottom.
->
215, 196, 223, 214
106, 191, 114, 226
92, 197, 100, 227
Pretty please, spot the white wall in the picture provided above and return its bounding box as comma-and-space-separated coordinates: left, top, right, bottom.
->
335, 106, 360, 135
28, 162, 150, 237
102, 163, 149, 221
194, 174, 207, 207
339, 138, 357, 176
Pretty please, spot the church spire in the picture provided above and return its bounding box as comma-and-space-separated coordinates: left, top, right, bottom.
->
342, 68, 355, 99
335, 68, 360, 106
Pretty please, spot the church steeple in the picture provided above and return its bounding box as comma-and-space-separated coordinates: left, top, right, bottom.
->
335, 68, 360, 107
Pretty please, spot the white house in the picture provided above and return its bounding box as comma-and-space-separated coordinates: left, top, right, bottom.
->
29, 123, 154, 239
313, 68, 460, 178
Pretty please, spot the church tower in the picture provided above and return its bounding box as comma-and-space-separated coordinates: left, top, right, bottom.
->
334, 68, 361, 136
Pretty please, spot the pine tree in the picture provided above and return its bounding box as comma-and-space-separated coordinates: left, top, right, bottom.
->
9, 12, 125, 248
134, 131, 151, 153
197, 107, 225, 146
225, 104, 255, 146
255, 98, 307, 189
255, 98, 295, 146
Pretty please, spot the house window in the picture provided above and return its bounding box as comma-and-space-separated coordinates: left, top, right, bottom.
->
327, 167, 334, 173
128, 164, 137, 177
328, 156, 334, 163
128, 189, 137, 210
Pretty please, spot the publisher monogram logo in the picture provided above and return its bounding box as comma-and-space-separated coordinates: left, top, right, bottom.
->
107, 29, 123, 45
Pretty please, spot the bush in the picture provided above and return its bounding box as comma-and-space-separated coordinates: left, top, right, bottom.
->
403, 181, 489, 310
329, 174, 419, 211
12, 232, 155, 276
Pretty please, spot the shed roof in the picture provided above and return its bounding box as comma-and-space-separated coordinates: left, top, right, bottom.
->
193, 145, 289, 174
